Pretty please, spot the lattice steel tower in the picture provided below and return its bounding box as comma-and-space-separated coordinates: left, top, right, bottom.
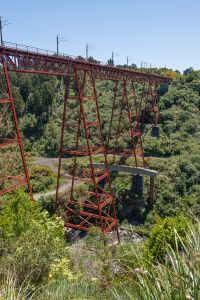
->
0, 55, 32, 196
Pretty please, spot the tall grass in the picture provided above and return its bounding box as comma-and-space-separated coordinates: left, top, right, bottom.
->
35, 279, 100, 300
0, 272, 35, 300
112, 221, 200, 300
1, 219, 199, 300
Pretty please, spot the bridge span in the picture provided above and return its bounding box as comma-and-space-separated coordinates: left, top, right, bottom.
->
0, 40, 171, 241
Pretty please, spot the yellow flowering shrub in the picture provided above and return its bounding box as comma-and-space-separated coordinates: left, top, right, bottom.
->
48, 257, 80, 282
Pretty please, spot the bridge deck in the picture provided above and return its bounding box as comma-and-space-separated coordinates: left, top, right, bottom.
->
91, 163, 158, 177
0, 41, 171, 83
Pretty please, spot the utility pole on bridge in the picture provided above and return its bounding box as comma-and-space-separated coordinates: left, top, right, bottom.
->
111, 52, 119, 66
56, 34, 67, 55
0, 17, 3, 46
126, 56, 133, 67
86, 43, 94, 61
0, 16, 9, 46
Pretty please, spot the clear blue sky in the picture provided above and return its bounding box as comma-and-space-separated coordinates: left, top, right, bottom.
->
1, 0, 200, 72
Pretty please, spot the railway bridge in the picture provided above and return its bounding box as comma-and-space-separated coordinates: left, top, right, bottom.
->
0, 41, 171, 241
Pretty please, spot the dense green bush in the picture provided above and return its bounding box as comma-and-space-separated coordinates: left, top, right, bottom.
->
30, 165, 55, 193
38, 195, 56, 216
37, 218, 200, 300
0, 191, 66, 287
0, 192, 199, 300
112, 222, 200, 300
145, 215, 190, 262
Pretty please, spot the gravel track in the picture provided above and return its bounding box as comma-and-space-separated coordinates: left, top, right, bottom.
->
32, 157, 83, 200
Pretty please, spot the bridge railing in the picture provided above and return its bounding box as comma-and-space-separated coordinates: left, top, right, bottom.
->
0, 41, 169, 81
1, 41, 111, 66
2, 41, 78, 59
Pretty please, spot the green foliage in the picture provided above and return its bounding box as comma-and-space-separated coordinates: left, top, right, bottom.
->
0, 191, 66, 287
12, 87, 25, 117
30, 165, 55, 193
20, 113, 38, 137
37, 219, 200, 300
48, 257, 76, 282
38, 196, 56, 216
39, 119, 61, 156
0, 272, 34, 300
0, 191, 37, 240
112, 219, 200, 300
145, 215, 190, 262
0, 192, 199, 300
36, 278, 101, 300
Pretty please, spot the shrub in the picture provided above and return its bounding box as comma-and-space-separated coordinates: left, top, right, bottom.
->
0, 191, 66, 287
30, 165, 54, 193
38, 195, 56, 216
112, 219, 200, 300
48, 257, 79, 283
0, 191, 38, 240
145, 215, 190, 262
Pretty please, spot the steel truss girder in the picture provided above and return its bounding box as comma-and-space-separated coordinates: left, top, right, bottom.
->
0, 46, 171, 84
0, 55, 32, 198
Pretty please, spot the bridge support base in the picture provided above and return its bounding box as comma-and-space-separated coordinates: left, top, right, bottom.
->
132, 175, 144, 197
148, 176, 155, 209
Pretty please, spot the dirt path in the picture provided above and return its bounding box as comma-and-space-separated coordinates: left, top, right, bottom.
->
32, 157, 83, 200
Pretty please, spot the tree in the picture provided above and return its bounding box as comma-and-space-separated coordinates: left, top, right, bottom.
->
183, 67, 193, 75
12, 87, 25, 117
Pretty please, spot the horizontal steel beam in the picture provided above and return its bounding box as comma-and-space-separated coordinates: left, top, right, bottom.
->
91, 163, 158, 177
0, 45, 171, 84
